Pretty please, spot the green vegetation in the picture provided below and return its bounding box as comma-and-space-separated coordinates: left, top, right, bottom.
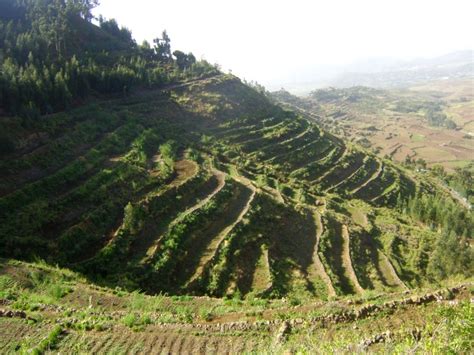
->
424, 104, 457, 129
1, 66, 470, 296
430, 163, 474, 204
30, 325, 63, 355
0, 2, 472, 352
275, 83, 473, 177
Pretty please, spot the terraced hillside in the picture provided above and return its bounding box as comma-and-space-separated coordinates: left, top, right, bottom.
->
1, 74, 471, 301
1, 3, 472, 352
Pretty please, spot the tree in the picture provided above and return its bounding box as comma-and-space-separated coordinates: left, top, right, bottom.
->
139, 40, 156, 61
430, 164, 446, 179
173, 50, 196, 70
68, 0, 100, 22
404, 155, 412, 166
416, 158, 427, 169
428, 230, 473, 280
154, 30, 172, 63
0, 1, 219, 117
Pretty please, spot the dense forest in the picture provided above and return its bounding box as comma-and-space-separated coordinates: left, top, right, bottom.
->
0, 0, 218, 124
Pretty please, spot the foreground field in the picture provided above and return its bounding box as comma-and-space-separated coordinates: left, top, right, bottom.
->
0, 259, 472, 354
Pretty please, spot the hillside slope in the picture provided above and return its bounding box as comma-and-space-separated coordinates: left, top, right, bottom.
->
1, 74, 472, 300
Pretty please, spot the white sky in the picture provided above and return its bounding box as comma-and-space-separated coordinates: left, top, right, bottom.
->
93, 0, 474, 88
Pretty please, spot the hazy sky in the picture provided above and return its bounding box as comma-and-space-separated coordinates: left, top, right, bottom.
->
93, 0, 474, 88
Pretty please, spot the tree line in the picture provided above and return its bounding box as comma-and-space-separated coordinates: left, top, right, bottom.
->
0, 0, 218, 120
397, 191, 473, 280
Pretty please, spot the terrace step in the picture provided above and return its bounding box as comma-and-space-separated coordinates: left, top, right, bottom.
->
341, 225, 365, 295
307, 211, 337, 298
351, 161, 383, 195
142, 169, 226, 263
183, 180, 256, 289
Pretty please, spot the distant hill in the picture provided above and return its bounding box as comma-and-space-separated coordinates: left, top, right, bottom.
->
329, 50, 474, 88
273, 50, 473, 93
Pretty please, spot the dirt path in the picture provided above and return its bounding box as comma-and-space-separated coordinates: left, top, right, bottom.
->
350, 161, 383, 195
308, 211, 337, 297
142, 169, 226, 262
341, 225, 364, 295
184, 179, 256, 288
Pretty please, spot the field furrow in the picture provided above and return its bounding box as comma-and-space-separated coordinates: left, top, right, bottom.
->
170, 334, 185, 354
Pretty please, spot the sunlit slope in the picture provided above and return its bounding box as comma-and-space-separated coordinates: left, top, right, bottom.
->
0, 74, 462, 298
